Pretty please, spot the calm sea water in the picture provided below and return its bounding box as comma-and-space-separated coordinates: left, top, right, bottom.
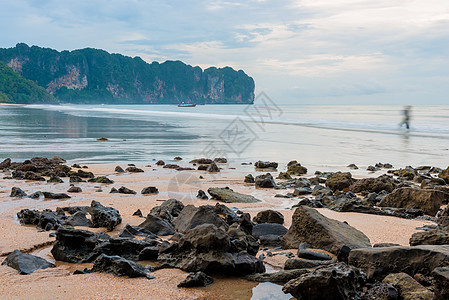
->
0, 103, 448, 171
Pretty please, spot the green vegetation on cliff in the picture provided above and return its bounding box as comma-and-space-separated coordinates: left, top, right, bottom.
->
0, 62, 56, 104
0, 43, 255, 104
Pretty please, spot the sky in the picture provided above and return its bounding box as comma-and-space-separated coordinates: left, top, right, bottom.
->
1, 0, 448, 104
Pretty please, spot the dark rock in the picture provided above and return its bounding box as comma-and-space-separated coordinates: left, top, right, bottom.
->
287, 161, 307, 175
0, 158, 11, 169
177, 271, 214, 287
47, 175, 64, 183
214, 203, 239, 225
96, 237, 158, 260
118, 224, 158, 239
438, 166, 449, 183
281, 206, 371, 254
138, 214, 175, 236
17, 208, 63, 230
362, 283, 398, 300
24, 171, 45, 181
259, 235, 283, 247
347, 164, 358, 170
190, 158, 214, 164
65, 211, 92, 227
255, 173, 276, 188
282, 263, 366, 300
254, 160, 278, 169
196, 190, 208, 200
244, 174, 255, 183
208, 187, 261, 203
284, 257, 337, 269
133, 209, 143, 217
197, 165, 208, 171
378, 187, 444, 216
1, 250, 55, 274
432, 267, 449, 300
163, 164, 180, 169
297, 243, 333, 260
125, 166, 144, 173
139, 246, 159, 260
150, 198, 185, 221
207, 162, 220, 172
348, 245, 449, 281
73, 169, 94, 178
10, 187, 27, 197
114, 166, 125, 173
172, 205, 228, 233
156, 160, 165, 166
114, 186, 137, 194
367, 165, 379, 172
59, 206, 89, 215
374, 243, 401, 247
409, 229, 449, 246
67, 186, 82, 193
214, 157, 227, 163
350, 175, 395, 193
277, 172, 292, 180
253, 210, 284, 224
69, 176, 85, 183
252, 223, 288, 238
91, 254, 154, 279
247, 268, 311, 283
73, 268, 91, 275
325, 172, 354, 191
141, 186, 159, 194
293, 187, 313, 196
88, 176, 114, 184
382, 273, 433, 300
42, 192, 71, 199
89, 200, 122, 231
174, 156, 183, 161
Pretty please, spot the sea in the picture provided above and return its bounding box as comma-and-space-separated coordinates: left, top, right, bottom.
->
0, 103, 448, 172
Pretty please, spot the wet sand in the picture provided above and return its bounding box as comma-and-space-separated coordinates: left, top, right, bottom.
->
0, 161, 434, 299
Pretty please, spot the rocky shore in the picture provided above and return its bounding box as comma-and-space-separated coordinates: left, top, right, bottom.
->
1, 157, 448, 299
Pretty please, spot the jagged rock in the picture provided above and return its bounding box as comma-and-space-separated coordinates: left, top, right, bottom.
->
0, 158, 11, 169
244, 174, 255, 183
138, 214, 175, 236
89, 200, 121, 231
255, 173, 276, 188
118, 224, 158, 239
374, 243, 401, 248
378, 188, 444, 216
254, 161, 278, 169
47, 175, 64, 183
17, 208, 63, 230
409, 229, 449, 246
362, 283, 398, 300
252, 223, 288, 238
325, 172, 354, 191
190, 158, 213, 164
432, 267, 449, 300
132, 209, 143, 217
24, 171, 45, 181
284, 257, 337, 269
67, 186, 82, 193
282, 263, 366, 300
42, 192, 71, 199
207, 162, 220, 172
287, 161, 307, 175
277, 172, 292, 180
383, 273, 433, 300
114, 166, 125, 173
150, 199, 185, 221
96, 237, 159, 260
141, 186, 159, 194
208, 187, 261, 203
156, 160, 165, 166
113, 186, 137, 194
196, 190, 208, 200
65, 211, 92, 227
1, 250, 55, 274
125, 166, 144, 173
58, 206, 89, 215
177, 271, 214, 287
172, 205, 228, 233
247, 269, 311, 283
10, 187, 27, 197
438, 166, 449, 183
348, 245, 449, 281
281, 206, 371, 254
253, 210, 284, 224
91, 254, 154, 279
88, 176, 114, 184
214, 203, 239, 225
350, 175, 395, 193
139, 246, 159, 260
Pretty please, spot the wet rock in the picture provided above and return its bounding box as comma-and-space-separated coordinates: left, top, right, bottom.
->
282, 263, 366, 300
141, 186, 159, 194
367, 165, 379, 172
409, 229, 449, 246
96, 237, 159, 260
138, 214, 175, 236
155, 160, 165, 166
244, 174, 255, 183
96, 137, 108, 141
277, 172, 292, 180
115, 186, 137, 194
293, 187, 313, 196
69, 176, 85, 183
374, 243, 401, 248
125, 166, 144, 173
282, 206, 371, 254
10, 187, 27, 197
325, 172, 354, 191
214, 203, 239, 225
378, 187, 444, 216
89, 200, 122, 231
174, 156, 183, 161
347, 164, 358, 170
362, 283, 399, 300
88, 176, 114, 184
383, 273, 433, 300
348, 245, 449, 281
139, 246, 160, 260
287, 161, 307, 175
1, 250, 55, 275
207, 162, 220, 172
247, 269, 311, 283
43, 192, 71, 199
0, 158, 11, 169
133, 209, 143, 217
118, 224, 158, 239
114, 166, 125, 173
65, 211, 92, 227
438, 166, 449, 184
177, 271, 214, 287
284, 257, 337, 269
67, 186, 82, 193
350, 175, 395, 193
253, 210, 284, 224
197, 165, 208, 171
17, 208, 63, 230
91, 254, 154, 279
173, 205, 228, 233
297, 243, 333, 260
432, 267, 449, 300
72, 169, 94, 179
255, 173, 276, 188
150, 198, 185, 221
252, 223, 288, 238
24, 171, 45, 181
163, 164, 180, 169
28, 191, 43, 199
47, 175, 63, 183
190, 158, 214, 164
196, 190, 208, 200
208, 187, 261, 203
259, 235, 283, 247
254, 160, 278, 169
58, 206, 89, 215
214, 157, 227, 164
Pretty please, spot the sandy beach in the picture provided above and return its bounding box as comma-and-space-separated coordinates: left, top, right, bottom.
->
0, 160, 436, 299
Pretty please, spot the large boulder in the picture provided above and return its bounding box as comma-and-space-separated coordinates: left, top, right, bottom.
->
17, 208, 64, 231
282, 263, 366, 300
325, 172, 354, 191
349, 175, 395, 193
432, 267, 449, 300
281, 206, 371, 254
253, 210, 284, 224
150, 198, 184, 221
95, 237, 159, 261
252, 223, 288, 238
382, 273, 433, 300
177, 271, 214, 287
172, 205, 228, 233
2, 250, 55, 275
10, 187, 27, 197
138, 214, 175, 236
65, 211, 92, 227
208, 187, 261, 203
409, 230, 449, 246
254, 173, 276, 188
91, 254, 154, 279
286, 161, 307, 176
378, 188, 444, 216
438, 166, 449, 183
348, 245, 449, 281
89, 201, 122, 231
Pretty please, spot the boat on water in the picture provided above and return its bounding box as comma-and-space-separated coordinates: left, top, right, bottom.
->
177, 103, 197, 107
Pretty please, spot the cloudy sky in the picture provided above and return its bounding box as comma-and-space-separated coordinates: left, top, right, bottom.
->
1, 0, 448, 104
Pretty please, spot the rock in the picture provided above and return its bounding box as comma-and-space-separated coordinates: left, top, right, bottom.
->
96, 137, 108, 141
367, 165, 379, 172
10, 187, 27, 197
118, 224, 158, 239
325, 172, 354, 191
24, 171, 45, 181
297, 243, 333, 260
409, 229, 449, 246
125, 166, 144, 173
438, 166, 449, 183
65, 211, 92, 227
67, 186, 82, 193
253, 210, 284, 224
378, 188, 444, 216
138, 214, 175, 236
177, 271, 214, 287
163, 164, 180, 169
89, 200, 122, 231
133, 209, 143, 217
208, 187, 261, 203
96, 237, 159, 260
293, 187, 313, 196
141, 186, 159, 194
214, 157, 227, 163
197, 165, 208, 171
139, 246, 159, 260
150, 199, 185, 220
277, 172, 292, 180
350, 175, 395, 193
17, 208, 63, 230
382, 273, 433, 300
282, 263, 366, 300
1, 250, 55, 275
362, 283, 399, 300
252, 223, 288, 238
190, 158, 213, 164
114, 166, 125, 173
254, 161, 278, 169
196, 190, 208, 200
58, 206, 89, 215
287, 161, 307, 175
113, 186, 137, 194
247, 269, 311, 283
47, 175, 64, 183
91, 254, 154, 279
374, 243, 401, 248
88, 176, 114, 184
207, 162, 220, 172
172, 205, 228, 233
42, 192, 71, 199
255, 173, 276, 188
259, 235, 283, 247
284, 257, 337, 269
281, 206, 371, 254
69, 176, 85, 183
72, 169, 94, 178
348, 245, 449, 281
0, 158, 11, 169
432, 267, 449, 300
174, 156, 183, 161
214, 203, 239, 225
156, 160, 165, 166
244, 174, 255, 183
347, 164, 358, 170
